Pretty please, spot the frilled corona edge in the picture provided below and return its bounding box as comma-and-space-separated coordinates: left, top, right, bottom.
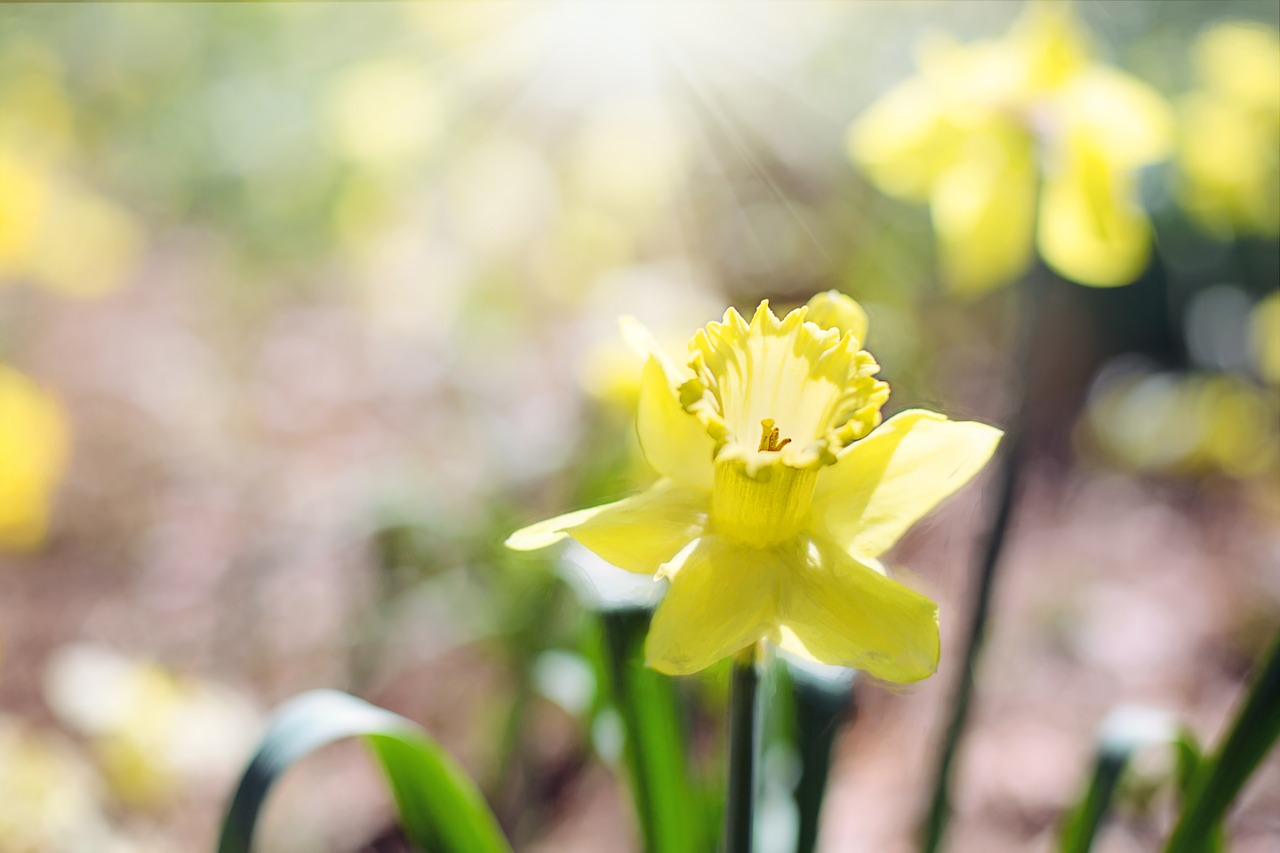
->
679, 301, 889, 472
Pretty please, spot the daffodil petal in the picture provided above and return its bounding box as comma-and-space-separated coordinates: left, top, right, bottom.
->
505, 505, 611, 551
1172, 23, 1278, 229
930, 129, 1037, 295
619, 314, 662, 360
645, 535, 777, 675
1006, 0, 1089, 92
1061, 67, 1173, 170
778, 536, 938, 683
637, 356, 715, 490
1178, 93, 1279, 238
848, 78, 959, 201
0, 365, 69, 551
1193, 23, 1280, 111
619, 315, 687, 381
804, 290, 869, 346
506, 479, 707, 575
0, 149, 49, 266
1252, 291, 1280, 385
1038, 145, 1152, 287
1037, 64, 1170, 288
812, 409, 1002, 558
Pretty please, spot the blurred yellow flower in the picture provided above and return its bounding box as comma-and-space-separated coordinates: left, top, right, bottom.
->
1178, 23, 1280, 238
0, 145, 143, 298
0, 148, 48, 265
849, 2, 1172, 293
328, 57, 446, 169
0, 365, 69, 552
44, 644, 260, 809
1253, 291, 1280, 385
0, 46, 140, 298
1083, 365, 1279, 478
509, 294, 1001, 680
0, 717, 110, 852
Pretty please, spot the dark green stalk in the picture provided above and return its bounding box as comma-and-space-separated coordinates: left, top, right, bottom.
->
788, 664, 856, 853
920, 271, 1048, 853
723, 646, 761, 853
1166, 631, 1280, 853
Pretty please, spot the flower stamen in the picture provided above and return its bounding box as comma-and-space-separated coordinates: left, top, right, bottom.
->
758, 418, 792, 452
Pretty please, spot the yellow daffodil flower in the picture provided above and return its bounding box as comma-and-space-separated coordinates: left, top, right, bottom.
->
0, 50, 141, 297
0, 144, 142, 298
0, 718, 109, 850
849, 2, 1172, 293
1084, 365, 1278, 478
1178, 23, 1280, 239
0, 365, 69, 551
1253, 291, 1280, 386
508, 294, 1001, 680
44, 644, 261, 808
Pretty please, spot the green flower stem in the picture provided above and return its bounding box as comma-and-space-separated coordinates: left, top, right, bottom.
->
1166, 631, 1280, 853
921, 270, 1048, 853
724, 645, 761, 853
788, 664, 856, 853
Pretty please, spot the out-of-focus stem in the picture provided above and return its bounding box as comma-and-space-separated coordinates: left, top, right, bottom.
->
789, 664, 856, 853
724, 645, 761, 853
920, 271, 1048, 853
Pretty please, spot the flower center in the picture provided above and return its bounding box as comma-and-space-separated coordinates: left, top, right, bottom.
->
679, 302, 891, 472
757, 418, 792, 452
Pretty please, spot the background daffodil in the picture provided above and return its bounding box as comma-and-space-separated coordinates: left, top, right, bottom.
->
849, 2, 1173, 293
508, 294, 1001, 681
1177, 22, 1280, 239
0, 364, 69, 551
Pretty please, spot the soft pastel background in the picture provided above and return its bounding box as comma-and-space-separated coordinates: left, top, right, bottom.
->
0, 2, 1276, 851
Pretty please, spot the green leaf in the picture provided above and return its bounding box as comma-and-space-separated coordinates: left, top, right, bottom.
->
1172, 729, 1203, 798
1057, 738, 1131, 852
1166, 631, 1280, 853
1171, 731, 1223, 853
599, 607, 709, 853
1060, 706, 1177, 853
218, 689, 511, 853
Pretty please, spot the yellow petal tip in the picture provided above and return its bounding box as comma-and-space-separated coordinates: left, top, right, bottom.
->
505, 505, 606, 551
504, 527, 568, 552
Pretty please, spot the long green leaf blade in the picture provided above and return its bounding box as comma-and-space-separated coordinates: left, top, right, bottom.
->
1060, 749, 1127, 853
1166, 632, 1280, 853
1171, 731, 1223, 853
218, 689, 511, 853
600, 607, 707, 853
1060, 706, 1176, 853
